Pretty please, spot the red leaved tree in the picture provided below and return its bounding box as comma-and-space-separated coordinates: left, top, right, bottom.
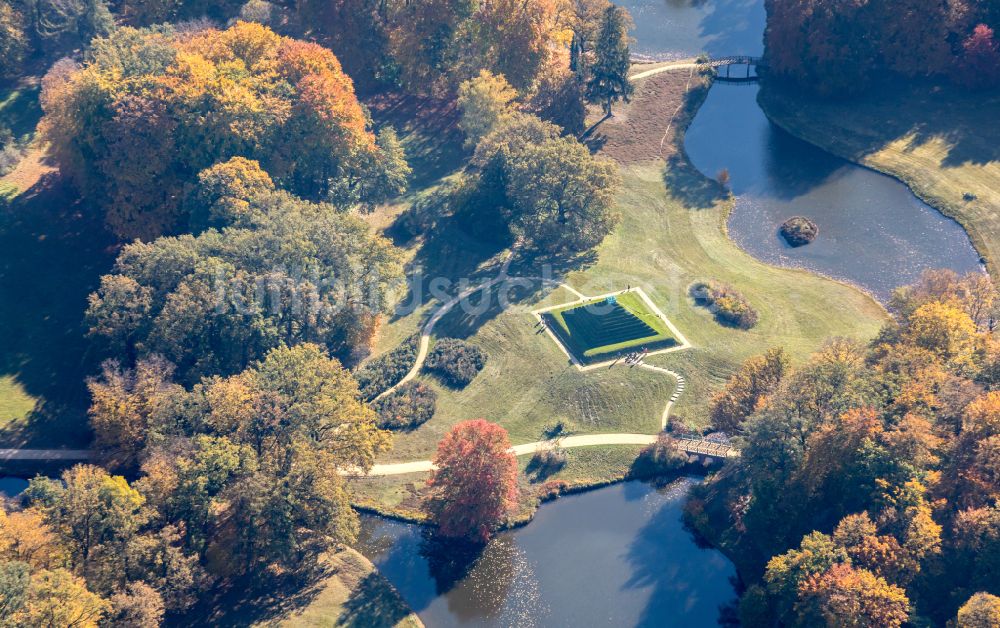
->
425, 419, 519, 542
959, 24, 1000, 89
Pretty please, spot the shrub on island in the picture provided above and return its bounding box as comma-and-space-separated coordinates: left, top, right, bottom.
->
779, 216, 818, 247
690, 281, 759, 330
373, 382, 437, 430
424, 338, 487, 387
355, 335, 420, 401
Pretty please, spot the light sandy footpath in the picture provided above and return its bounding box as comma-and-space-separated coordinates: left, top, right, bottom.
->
0, 449, 91, 461
353, 265, 695, 478
629, 59, 701, 80
359, 433, 659, 477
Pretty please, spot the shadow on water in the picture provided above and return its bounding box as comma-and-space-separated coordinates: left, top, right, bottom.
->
684, 82, 983, 299
357, 479, 738, 627
623, 479, 740, 627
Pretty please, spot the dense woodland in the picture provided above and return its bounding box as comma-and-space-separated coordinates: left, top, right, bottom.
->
0, 0, 633, 624
694, 270, 1000, 625
765, 0, 1000, 94
1, 0, 999, 625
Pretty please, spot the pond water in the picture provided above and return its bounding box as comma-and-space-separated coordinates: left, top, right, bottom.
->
625, 0, 764, 60
622, 0, 983, 301
358, 479, 737, 627
684, 84, 983, 300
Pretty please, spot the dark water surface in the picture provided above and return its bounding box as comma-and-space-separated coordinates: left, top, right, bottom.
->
622, 0, 982, 300
358, 479, 737, 627
684, 84, 983, 299
625, 0, 764, 60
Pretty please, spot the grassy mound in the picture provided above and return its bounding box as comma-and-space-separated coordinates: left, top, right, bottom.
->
544, 292, 676, 361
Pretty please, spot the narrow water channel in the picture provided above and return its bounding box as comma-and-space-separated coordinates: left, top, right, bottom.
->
357, 478, 737, 627
684, 83, 983, 300
625, 0, 983, 301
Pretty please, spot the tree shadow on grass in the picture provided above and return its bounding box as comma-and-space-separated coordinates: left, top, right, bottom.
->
394, 221, 599, 342
366, 92, 469, 191
759, 78, 1000, 169
338, 572, 418, 628
173, 558, 328, 627
663, 153, 730, 210
0, 173, 116, 447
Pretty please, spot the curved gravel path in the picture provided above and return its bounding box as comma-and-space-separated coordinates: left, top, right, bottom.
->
360, 263, 693, 477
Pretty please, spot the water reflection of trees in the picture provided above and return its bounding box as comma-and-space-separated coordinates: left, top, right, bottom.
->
420, 533, 522, 621
623, 478, 738, 627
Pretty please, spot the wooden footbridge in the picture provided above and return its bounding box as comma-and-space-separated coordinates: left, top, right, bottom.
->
710, 55, 764, 82
674, 437, 740, 460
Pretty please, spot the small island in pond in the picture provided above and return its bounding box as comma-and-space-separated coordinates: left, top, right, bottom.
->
779, 216, 819, 247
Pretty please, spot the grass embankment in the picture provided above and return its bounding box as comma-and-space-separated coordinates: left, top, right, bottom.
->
185, 545, 422, 627
258, 547, 422, 628
758, 81, 1000, 273
357, 69, 887, 519
349, 445, 646, 524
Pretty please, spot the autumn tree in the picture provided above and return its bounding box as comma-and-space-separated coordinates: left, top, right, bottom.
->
957, 592, 1000, 627
87, 356, 182, 471
0, 561, 30, 622
425, 419, 519, 542
135, 344, 391, 575
959, 23, 1000, 90
186, 156, 276, 230
291, 0, 395, 92
25, 466, 148, 592
86, 183, 403, 380
452, 0, 561, 91
763, 0, 878, 96
585, 4, 632, 115
12, 568, 109, 628
0, 3, 27, 78
106, 581, 165, 628
904, 300, 979, 371
529, 63, 587, 135
709, 347, 788, 433
386, 0, 476, 93
797, 563, 910, 627
0, 509, 65, 570
889, 269, 998, 332
504, 135, 620, 252
457, 70, 519, 148
42, 22, 408, 240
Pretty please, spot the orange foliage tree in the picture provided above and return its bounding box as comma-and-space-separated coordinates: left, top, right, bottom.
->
425, 419, 519, 542
41, 21, 405, 240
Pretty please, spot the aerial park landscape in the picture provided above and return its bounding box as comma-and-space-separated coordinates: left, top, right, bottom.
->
0, 0, 999, 626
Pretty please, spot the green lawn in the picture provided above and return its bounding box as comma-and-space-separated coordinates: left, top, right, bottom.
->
758, 80, 999, 274
544, 292, 677, 360
361, 71, 888, 495
0, 376, 36, 428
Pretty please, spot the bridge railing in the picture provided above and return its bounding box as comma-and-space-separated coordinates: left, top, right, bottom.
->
673, 437, 739, 458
